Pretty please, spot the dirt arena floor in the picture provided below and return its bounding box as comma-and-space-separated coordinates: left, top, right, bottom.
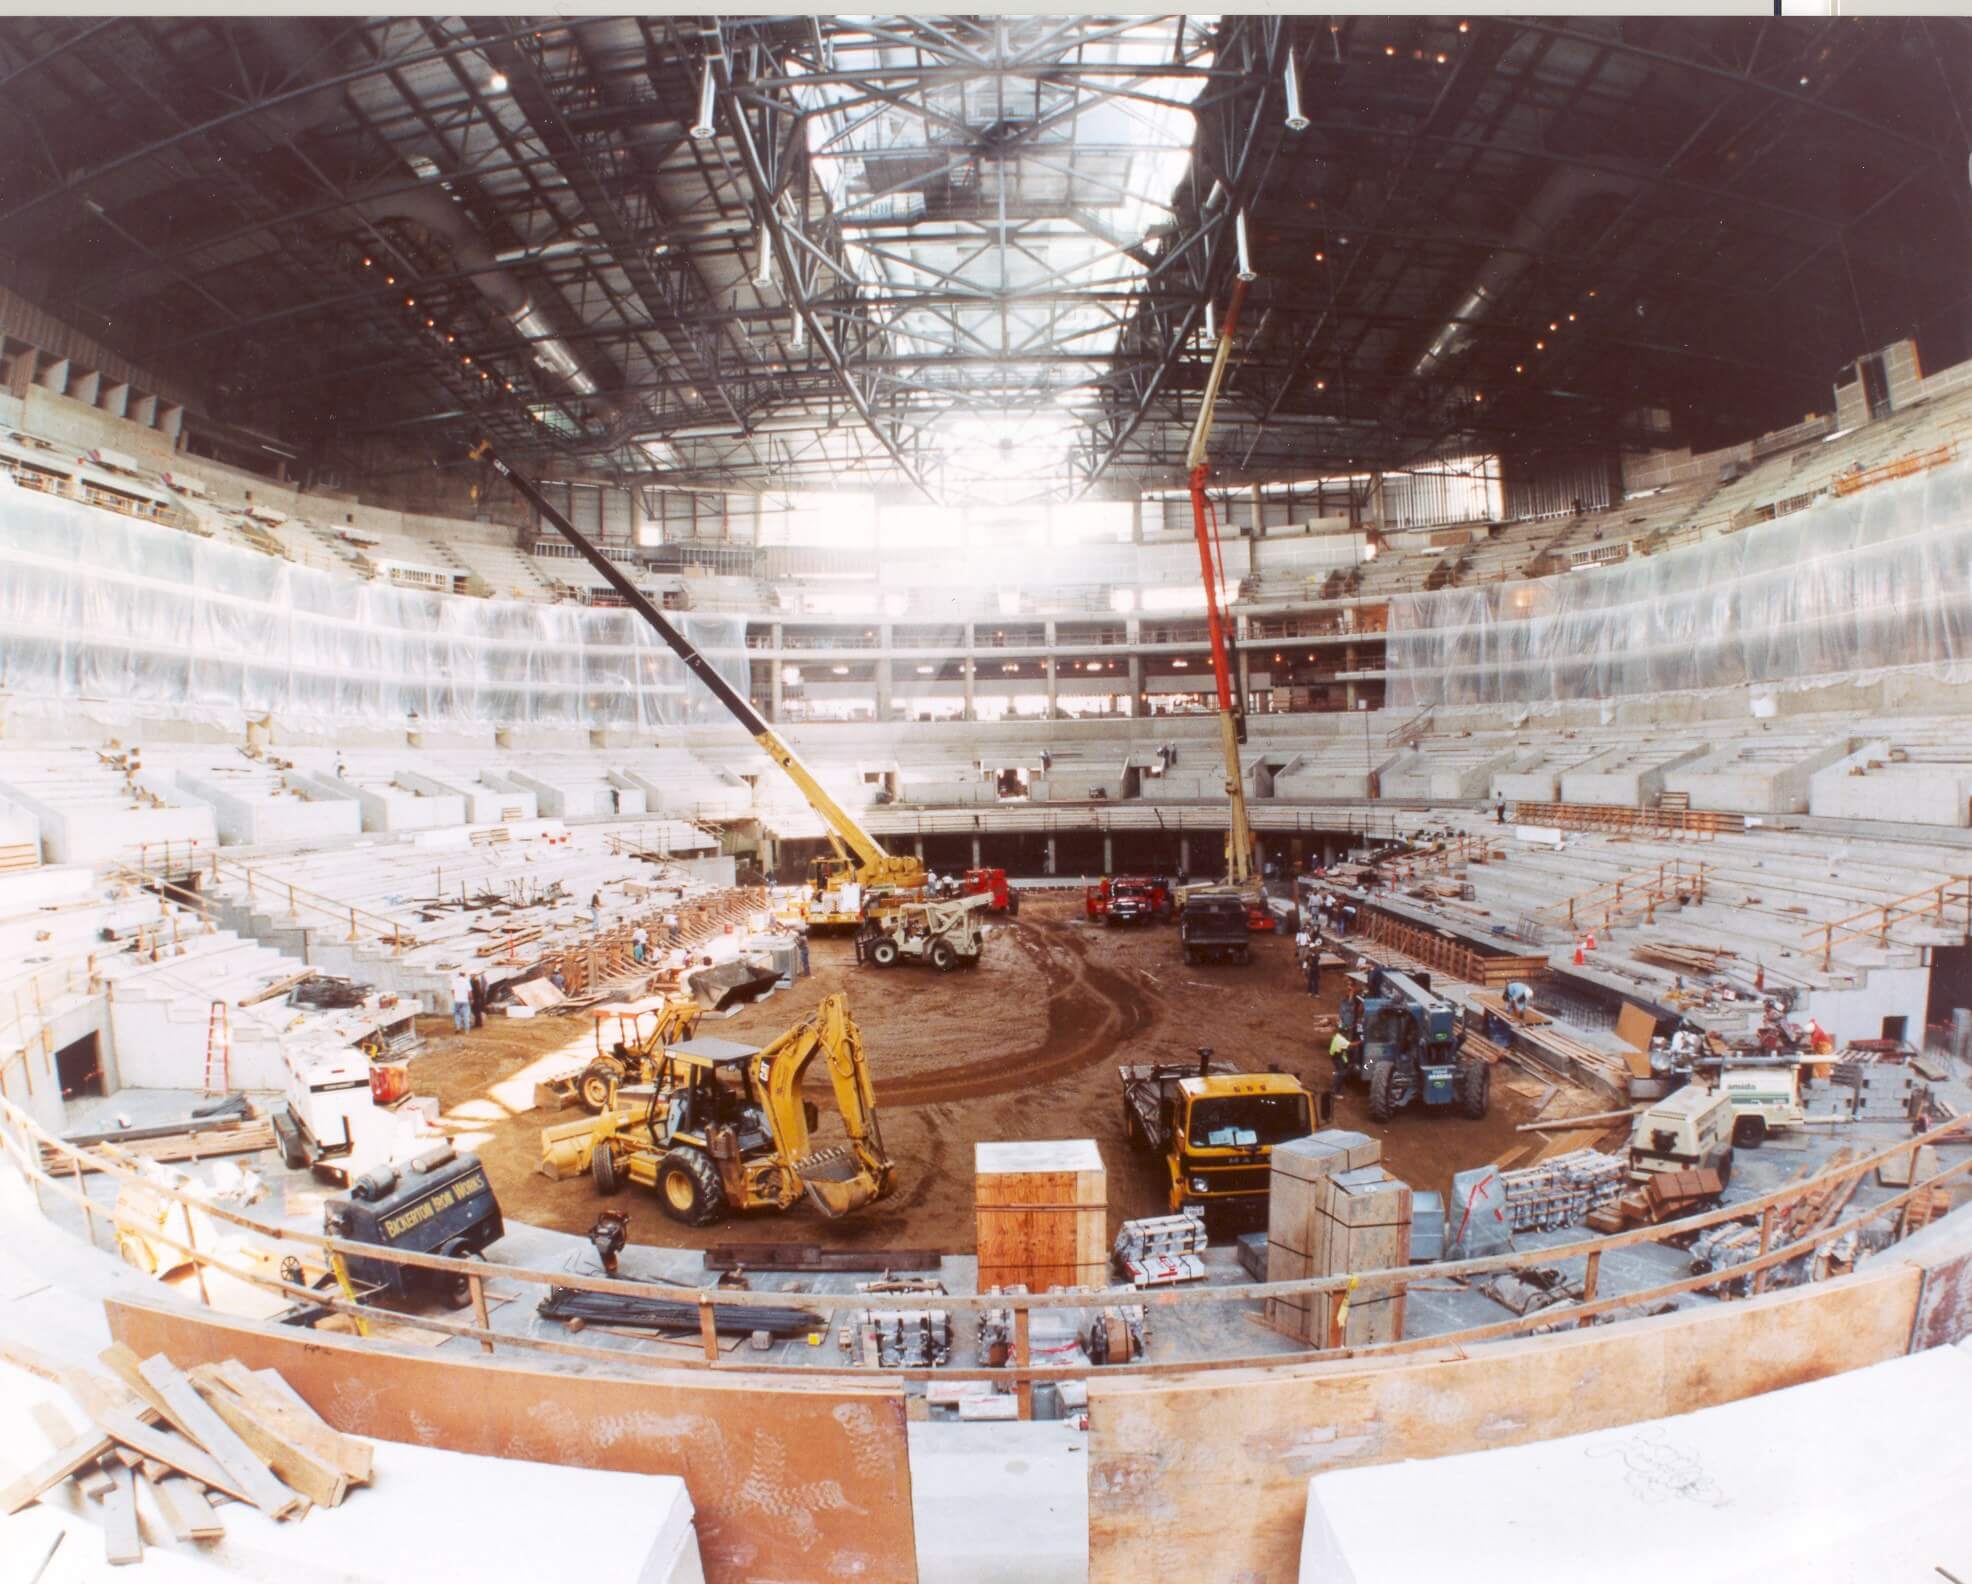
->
408, 895, 1577, 1256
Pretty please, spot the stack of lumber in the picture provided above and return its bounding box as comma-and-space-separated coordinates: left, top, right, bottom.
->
975, 1139, 1107, 1291
1588, 1166, 1725, 1232
1633, 942, 1732, 975
0, 1340, 374, 1564
1516, 1025, 1634, 1100
40, 1111, 274, 1175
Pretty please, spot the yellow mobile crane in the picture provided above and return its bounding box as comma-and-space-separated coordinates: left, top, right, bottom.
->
473, 442, 924, 919
1179, 279, 1270, 930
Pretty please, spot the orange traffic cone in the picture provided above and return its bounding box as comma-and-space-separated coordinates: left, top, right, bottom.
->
1584, 929, 1597, 951
1573, 939, 1587, 966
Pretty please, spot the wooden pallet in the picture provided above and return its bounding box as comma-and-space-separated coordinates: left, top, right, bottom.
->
41, 1120, 274, 1176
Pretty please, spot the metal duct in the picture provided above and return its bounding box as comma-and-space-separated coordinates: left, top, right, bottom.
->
1410, 167, 1635, 378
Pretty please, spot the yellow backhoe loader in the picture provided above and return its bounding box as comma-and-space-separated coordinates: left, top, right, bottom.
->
541, 993, 894, 1226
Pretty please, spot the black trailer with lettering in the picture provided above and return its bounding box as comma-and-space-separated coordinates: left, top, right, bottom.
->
323, 1145, 504, 1309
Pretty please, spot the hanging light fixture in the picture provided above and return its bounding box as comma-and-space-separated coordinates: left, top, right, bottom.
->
791, 312, 806, 350
1283, 51, 1309, 131
1235, 210, 1256, 282
690, 61, 717, 140
753, 226, 774, 288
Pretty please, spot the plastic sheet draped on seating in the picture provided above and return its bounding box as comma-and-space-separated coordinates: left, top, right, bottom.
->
0, 477, 748, 729
1385, 456, 1972, 709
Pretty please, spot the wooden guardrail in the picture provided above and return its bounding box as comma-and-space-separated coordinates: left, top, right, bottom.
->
1531, 857, 1712, 933
1830, 443, 1956, 498
1512, 799, 1744, 840
9, 1084, 1961, 1387
1805, 874, 1972, 971
203, 854, 416, 954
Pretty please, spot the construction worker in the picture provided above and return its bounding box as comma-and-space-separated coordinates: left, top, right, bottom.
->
1304, 944, 1321, 997
1328, 1025, 1353, 1096
1504, 980, 1533, 1019
796, 930, 811, 978
448, 969, 473, 1035
590, 890, 604, 934
631, 924, 648, 964
1494, 792, 1507, 825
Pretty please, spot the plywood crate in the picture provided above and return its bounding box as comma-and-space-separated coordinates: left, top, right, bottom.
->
1319, 1167, 1413, 1347
975, 1139, 1107, 1291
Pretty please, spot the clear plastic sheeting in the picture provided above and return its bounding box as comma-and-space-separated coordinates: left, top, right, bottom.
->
1386, 456, 1972, 709
0, 477, 750, 729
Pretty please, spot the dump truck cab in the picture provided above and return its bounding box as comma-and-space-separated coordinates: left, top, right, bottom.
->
1178, 888, 1252, 964
1628, 1082, 1735, 1182
1121, 1052, 1317, 1227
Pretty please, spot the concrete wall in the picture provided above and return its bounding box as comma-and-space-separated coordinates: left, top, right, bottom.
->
1800, 964, 1933, 1048
174, 772, 363, 846
1559, 744, 1704, 807
1810, 748, 1972, 827
398, 771, 537, 823
1665, 736, 1856, 815
0, 789, 216, 865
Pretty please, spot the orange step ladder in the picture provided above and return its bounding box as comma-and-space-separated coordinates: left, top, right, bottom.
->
203, 1000, 231, 1094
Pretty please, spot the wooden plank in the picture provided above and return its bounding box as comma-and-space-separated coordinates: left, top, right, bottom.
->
0, 1336, 72, 1382
1, 1426, 120, 1515
206, 1362, 372, 1485
146, 1470, 225, 1542
101, 1460, 142, 1566
134, 1355, 301, 1519
236, 968, 317, 1007
186, 1369, 347, 1509
88, 1409, 253, 1504
30, 1401, 79, 1448
1615, 1002, 1657, 1054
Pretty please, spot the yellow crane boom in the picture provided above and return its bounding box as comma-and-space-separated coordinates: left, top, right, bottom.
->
473, 440, 923, 894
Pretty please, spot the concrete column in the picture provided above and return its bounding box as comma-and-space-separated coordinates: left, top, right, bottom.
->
69, 369, 101, 407
876, 657, 893, 720
962, 626, 977, 721
1236, 647, 1251, 713
1045, 653, 1057, 719
914, 834, 924, 860
36, 356, 69, 394
102, 381, 129, 419
1102, 833, 1114, 872
1344, 643, 1358, 711
770, 651, 784, 722
131, 392, 157, 427
1045, 836, 1057, 876
1179, 835, 1191, 874
1128, 655, 1144, 717
160, 404, 184, 445
971, 836, 982, 868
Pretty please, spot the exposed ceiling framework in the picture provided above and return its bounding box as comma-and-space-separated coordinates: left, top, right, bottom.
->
0, 14, 1967, 503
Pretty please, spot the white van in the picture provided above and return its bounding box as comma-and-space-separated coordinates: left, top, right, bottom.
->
1627, 1083, 1735, 1184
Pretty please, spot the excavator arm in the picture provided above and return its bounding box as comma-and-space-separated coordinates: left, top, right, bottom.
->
472, 441, 922, 893
751, 993, 893, 1219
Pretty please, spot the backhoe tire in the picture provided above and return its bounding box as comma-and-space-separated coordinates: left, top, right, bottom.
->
1457, 1058, 1490, 1120
591, 1141, 621, 1195
869, 938, 900, 968
1368, 1061, 1398, 1123
656, 1148, 729, 1227
579, 1061, 619, 1114
930, 940, 958, 972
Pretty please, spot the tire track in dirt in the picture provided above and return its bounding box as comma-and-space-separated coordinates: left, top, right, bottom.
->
879, 916, 1162, 1107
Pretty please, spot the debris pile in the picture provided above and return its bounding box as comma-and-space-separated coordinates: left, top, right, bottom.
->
1, 1341, 375, 1563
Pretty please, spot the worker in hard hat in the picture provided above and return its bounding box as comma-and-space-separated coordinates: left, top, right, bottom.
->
1328, 1025, 1354, 1097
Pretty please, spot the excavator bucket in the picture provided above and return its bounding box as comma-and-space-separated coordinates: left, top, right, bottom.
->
797, 1144, 892, 1219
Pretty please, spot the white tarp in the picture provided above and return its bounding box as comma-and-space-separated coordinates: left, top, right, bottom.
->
1386, 455, 1972, 708
0, 475, 749, 730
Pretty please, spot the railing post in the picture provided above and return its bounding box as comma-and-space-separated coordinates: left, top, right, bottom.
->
347, 907, 360, 944
1752, 1204, 1777, 1295
697, 1295, 720, 1362
72, 1153, 96, 1249
1576, 1249, 1600, 1327
1013, 1306, 1032, 1420
470, 1271, 494, 1354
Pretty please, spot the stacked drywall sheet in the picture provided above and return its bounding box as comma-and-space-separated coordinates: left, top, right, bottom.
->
1266, 1131, 1411, 1345
975, 1139, 1107, 1292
